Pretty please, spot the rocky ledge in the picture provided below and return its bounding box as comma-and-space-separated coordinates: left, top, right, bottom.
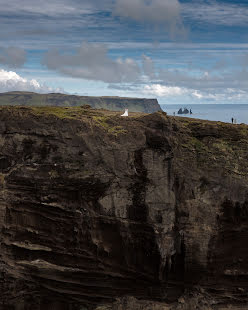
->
0, 106, 248, 310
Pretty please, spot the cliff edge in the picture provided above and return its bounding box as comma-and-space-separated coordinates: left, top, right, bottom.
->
0, 106, 248, 310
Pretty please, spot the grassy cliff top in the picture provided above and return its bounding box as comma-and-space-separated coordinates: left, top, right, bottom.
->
1, 105, 247, 138
0, 105, 248, 179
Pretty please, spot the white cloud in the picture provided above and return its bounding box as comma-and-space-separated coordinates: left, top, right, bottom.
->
192, 90, 203, 99
111, 82, 248, 103
0, 69, 62, 93
143, 84, 188, 97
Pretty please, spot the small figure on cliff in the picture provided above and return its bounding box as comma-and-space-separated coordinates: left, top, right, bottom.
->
121, 108, 128, 117
190, 109, 192, 114
231, 117, 234, 124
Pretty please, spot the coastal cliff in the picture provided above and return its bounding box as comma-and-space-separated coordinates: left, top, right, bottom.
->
0, 106, 248, 310
0, 92, 161, 113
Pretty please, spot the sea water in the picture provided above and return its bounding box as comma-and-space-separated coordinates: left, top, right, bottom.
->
161, 104, 248, 125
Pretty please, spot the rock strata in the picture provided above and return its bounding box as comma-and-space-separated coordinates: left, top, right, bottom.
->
0, 107, 248, 310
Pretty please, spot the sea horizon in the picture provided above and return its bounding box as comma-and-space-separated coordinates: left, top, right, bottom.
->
161, 104, 248, 125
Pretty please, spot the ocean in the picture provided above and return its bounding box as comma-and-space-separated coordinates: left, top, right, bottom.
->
161, 104, 248, 125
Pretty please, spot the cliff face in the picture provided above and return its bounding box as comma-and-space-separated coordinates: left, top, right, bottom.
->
0, 92, 162, 113
0, 107, 248, 310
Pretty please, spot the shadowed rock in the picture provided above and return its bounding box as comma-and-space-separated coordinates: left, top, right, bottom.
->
0, 107, 248, 310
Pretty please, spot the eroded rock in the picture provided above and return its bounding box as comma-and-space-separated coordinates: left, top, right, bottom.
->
0, 107, 248, 309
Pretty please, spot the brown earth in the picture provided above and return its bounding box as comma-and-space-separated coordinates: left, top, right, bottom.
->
0, 106, 248, 310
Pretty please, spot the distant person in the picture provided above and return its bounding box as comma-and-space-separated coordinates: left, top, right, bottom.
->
231, 117, 234, 124
190, 109, 192, 114
121, 109, 128, 117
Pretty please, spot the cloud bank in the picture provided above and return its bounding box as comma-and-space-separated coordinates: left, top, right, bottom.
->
113, 0, 185, 38
43, 42, 141, 83
0, 69, 61, 93
42, 42, 248, 102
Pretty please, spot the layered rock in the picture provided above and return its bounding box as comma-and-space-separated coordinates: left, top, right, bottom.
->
0, 107, 248, 310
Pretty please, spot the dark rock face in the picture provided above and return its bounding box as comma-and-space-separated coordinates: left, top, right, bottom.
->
0, 91, 162, 113
0, 108, 248, 310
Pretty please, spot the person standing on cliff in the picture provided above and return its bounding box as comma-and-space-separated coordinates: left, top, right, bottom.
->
231, 117, 234, 124
121, 109, 128, 117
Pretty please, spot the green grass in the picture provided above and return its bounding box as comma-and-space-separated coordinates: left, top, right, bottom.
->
93, 116, 127, 136
182, 137, 207, 153
30, 106, 101, 120
191, 137, 205, 152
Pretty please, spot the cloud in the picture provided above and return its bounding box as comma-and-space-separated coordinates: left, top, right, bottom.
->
0, 69, 62, 93
155, 66, 248, 93
142, 55, 156, 79
131, 83, 248, 103
43, 42, 141, 83
143, 84, 188, 97
113, 0, 186, 38
0, 0, 101, 16
0, 47, 26, 68
43, 41, 248, 103
182, 1, 248, 27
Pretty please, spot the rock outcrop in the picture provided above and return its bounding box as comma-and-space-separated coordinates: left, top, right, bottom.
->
0, 106, 248, 310
0, 92, 162, 113
177, 108, 189, 115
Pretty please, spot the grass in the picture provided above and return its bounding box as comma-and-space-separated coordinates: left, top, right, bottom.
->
191, 137, 205, 152
30, 106, 101, 120
212, 140, 233, 153
182, 137, 207, 153
239, 125, 248, 139
93, 115, 127, 136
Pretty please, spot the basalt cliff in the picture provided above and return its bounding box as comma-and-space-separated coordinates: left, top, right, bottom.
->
0, 92, 161, 113
0, 106, 248, 310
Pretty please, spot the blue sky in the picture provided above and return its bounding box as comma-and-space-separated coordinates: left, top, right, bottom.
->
1, 0, 248, 104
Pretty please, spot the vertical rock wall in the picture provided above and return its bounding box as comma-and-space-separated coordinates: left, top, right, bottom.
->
0, 108, 247, 309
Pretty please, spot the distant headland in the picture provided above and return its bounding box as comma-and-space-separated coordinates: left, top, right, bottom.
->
0, 91, 162, 113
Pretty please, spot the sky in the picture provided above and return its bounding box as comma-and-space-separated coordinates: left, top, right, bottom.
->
1, 0, 248, 104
